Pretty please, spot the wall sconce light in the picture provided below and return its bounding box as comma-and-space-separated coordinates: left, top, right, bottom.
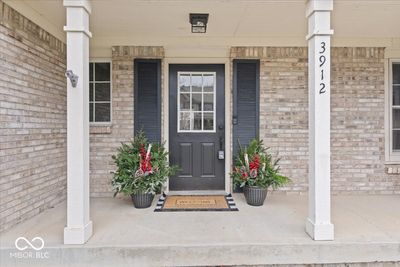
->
65, 70, 79, 88
189, 13, 209, 33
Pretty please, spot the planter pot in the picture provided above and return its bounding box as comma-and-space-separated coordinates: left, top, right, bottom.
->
131, 192, 154, 208
244, 186, 267, 206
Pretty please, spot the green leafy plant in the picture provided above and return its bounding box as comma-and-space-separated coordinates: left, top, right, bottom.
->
231, 139, 291, 189
111, 131, 178, 196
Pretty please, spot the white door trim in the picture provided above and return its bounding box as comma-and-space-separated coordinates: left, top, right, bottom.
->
162, 57, 232, 195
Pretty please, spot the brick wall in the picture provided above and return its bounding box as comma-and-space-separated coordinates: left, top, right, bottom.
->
330, 48, 398, 194
0, 2, 67, 231
231, 47, 309, 193
89, 46, 164, 196
231, 47, 400, 194
91, 46, 399, 196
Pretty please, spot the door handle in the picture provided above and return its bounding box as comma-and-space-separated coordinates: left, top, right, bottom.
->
218, 124, 225, 160
219, 136, 224, 151
232, 116, 238, 125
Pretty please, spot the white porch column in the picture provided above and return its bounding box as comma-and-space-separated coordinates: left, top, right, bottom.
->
63, 0, 93, 244
305, 0, 334, 241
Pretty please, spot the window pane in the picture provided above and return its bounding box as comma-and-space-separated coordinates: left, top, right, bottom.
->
204, 93, 213, 111
95, 83, 111, 101
191, 74, 202, 92
393, 86, 400, 106
95, 103, 110, 122
89, 63, 93, 82
193, 112, 202, 130
203, 74, 214, 92
192, 93, 202, 111
393, 64, 400, 85
177, 72, 216, 132
179, 74, 190, 92
180, 93, 190, 111
89, 83, 94, 101
179, 112, 190, 130
393, 130, 400, 150
95, 63, 110, 81
89, 103, 94, 122
204, 112, 214, 130
393, 109, 400, 128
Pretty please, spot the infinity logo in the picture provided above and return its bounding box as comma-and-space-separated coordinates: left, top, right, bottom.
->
15, 237, 44, 251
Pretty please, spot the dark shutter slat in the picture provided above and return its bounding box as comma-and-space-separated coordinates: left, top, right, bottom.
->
134, 60, 161, 142
233, 60, 260, 157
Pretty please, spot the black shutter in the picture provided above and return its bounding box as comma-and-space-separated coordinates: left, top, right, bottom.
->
134, 59, 161, 142
233, 59, 260, 157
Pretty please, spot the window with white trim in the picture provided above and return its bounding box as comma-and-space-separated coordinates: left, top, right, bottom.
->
89, 62, 111, 123
391, 62, 400, 152
177, 72, 216, 132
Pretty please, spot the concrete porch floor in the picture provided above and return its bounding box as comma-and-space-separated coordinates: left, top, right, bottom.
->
1, 194, 400, 267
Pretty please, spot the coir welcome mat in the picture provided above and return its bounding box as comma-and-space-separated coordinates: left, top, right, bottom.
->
154, 194, 238, 212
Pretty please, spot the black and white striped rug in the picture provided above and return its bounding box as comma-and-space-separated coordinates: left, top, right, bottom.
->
154, 194, 239, 212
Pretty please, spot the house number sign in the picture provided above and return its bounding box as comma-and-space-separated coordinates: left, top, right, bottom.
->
318, 41, 327, 95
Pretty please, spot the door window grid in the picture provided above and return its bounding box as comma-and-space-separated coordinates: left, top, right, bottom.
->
89, 62, 111, 123
177, 72, 216, 132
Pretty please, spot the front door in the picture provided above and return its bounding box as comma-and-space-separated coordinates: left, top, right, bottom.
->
169, 64, 225, 191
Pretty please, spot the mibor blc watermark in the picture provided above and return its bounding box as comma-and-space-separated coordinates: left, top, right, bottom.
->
9, 236, 50, 259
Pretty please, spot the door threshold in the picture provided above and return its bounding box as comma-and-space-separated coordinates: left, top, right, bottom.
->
167, 190, 227, 196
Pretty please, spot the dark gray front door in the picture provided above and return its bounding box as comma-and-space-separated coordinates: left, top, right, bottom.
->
169, 64, 225, 191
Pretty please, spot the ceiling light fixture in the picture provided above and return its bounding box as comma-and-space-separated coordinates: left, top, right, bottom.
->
189, 13, 209, 33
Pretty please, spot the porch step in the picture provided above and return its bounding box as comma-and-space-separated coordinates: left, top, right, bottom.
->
1, 242, 400, 267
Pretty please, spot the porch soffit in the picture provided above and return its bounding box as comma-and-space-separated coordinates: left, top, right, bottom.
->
3, 0, 400, 54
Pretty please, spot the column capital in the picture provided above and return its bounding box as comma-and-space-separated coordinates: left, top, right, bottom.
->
63, 0, 92, 14
63, 26, 92, 38
306, 30, 334, 41
306, 0, 333, 18
306, 0, 334, 40
63, 0, 92, 38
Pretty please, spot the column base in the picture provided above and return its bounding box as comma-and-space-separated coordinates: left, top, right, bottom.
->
306, 218, 334, 241
64, 220, 93, 244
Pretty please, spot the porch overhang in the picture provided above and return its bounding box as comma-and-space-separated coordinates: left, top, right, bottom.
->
4, 0, 400, 58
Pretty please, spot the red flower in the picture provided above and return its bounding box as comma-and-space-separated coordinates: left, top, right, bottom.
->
139, 143, 153, 173
241, 172, 248, 181
249, 155, 260, 170
139, 144, 146, 159
141, 158, 152, 172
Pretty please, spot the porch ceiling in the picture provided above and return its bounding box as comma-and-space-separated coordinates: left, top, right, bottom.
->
5, 0, 400, 52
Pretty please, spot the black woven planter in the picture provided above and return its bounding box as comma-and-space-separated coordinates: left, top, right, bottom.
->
131, 192, 154, 208
243, 186, 267, 206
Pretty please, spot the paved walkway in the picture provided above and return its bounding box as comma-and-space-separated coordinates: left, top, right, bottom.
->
1, 194, 400, 266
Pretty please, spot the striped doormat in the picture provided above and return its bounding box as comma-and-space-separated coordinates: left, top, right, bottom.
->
154, 194, 238, 212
